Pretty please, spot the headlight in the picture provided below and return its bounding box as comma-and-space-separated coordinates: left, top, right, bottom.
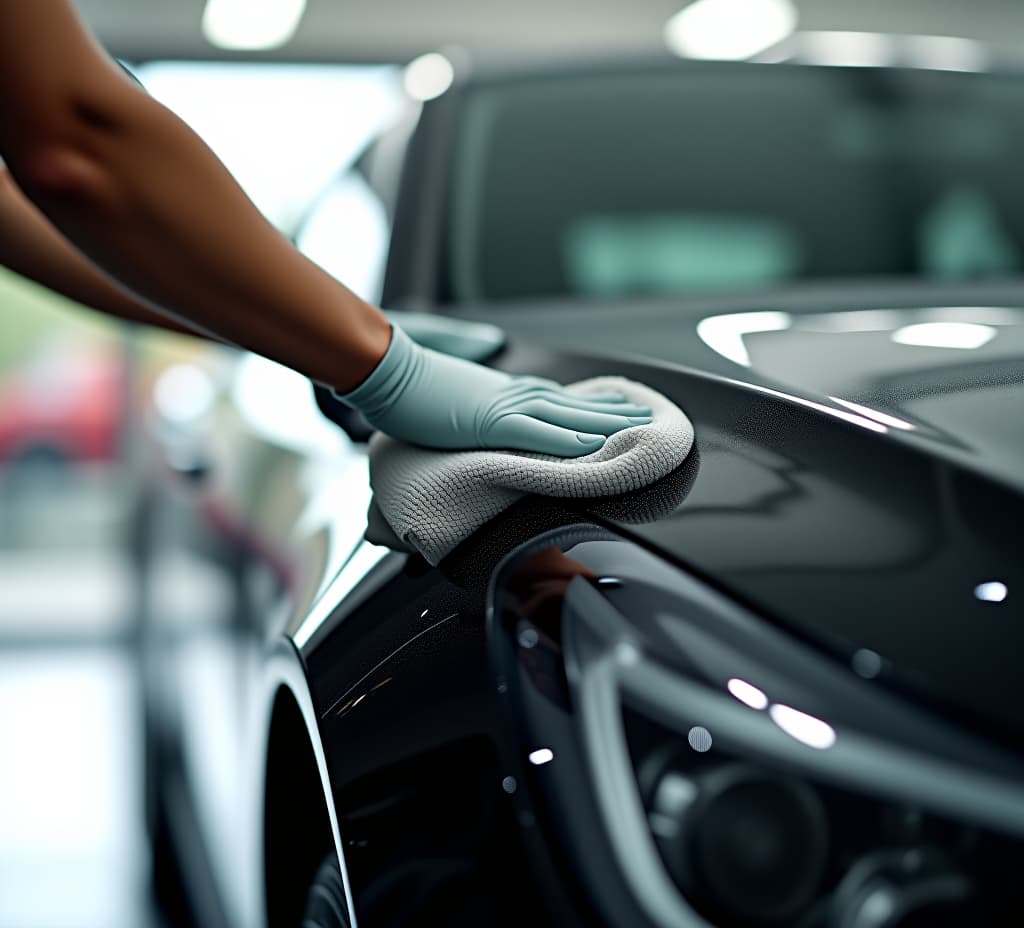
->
562, 571, 1024, 928
491, 536, 1024, 928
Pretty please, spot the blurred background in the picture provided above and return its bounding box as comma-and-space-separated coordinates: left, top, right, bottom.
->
2, 1, 1024, 925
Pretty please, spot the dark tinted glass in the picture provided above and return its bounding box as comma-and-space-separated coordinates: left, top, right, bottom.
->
447, 65, 1024, 302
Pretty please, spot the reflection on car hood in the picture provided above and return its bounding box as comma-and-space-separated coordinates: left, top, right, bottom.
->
485, 316, 1024, 750
695, 304, 1024, 489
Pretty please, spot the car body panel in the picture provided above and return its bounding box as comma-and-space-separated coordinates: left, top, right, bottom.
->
142, 53, 1024, 928
440, 332, 1024, 746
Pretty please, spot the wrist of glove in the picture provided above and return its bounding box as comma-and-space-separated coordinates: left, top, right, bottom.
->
335, 325, 652, 457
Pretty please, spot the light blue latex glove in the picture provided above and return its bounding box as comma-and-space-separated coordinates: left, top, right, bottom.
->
338, 325, 652, 456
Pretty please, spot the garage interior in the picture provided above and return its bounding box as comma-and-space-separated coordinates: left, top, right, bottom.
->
1, 2, 1023, 927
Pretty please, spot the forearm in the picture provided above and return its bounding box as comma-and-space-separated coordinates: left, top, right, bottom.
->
0, 1, 390, 391
0, 168, 200, 337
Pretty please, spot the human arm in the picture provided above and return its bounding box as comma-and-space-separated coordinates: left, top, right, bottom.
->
0, 167, 200, 337
0, 0, 390, 390
0, 1, 648, 454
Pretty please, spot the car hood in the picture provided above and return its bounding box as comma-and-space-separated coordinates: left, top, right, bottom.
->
694, 303, 1024, 491
468, 290, 1024, 491
485, 300, 1024, 746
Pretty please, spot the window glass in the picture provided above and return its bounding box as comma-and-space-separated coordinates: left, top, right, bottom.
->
449, 66, 1024, 302
564, 214, 802, 295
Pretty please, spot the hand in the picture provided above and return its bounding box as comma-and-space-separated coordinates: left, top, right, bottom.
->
338, 325, 652, 456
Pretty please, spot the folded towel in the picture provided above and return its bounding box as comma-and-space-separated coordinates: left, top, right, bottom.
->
365, 376, 694, 565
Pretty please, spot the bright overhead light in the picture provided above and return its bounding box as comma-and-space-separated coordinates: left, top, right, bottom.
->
892, 322, 997, 350
902, 35, 988, 73
792, 31, 895, 68
665, 0, 797, 60
786, 32, 989, 72
153, 364, 215, 425
403, 53, 455, 101
202, 0, 307, 51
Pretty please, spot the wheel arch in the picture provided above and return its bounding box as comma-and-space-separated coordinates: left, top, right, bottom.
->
261, 640, 356, 927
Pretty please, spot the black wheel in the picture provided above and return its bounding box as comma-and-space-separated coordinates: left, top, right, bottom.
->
301, 853, 352, 928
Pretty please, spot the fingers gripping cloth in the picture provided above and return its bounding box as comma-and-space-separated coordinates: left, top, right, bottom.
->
338, 326, 653, 457
365, 377, 694, 565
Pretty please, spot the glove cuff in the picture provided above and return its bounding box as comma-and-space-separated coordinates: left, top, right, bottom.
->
333, 324, 418, 420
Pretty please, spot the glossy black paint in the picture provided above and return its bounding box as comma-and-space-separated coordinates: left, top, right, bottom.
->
144, 51, 1024, 927
297, 545, 549, 925
488, 530, 1024, 927
302, 291, 1024, 923
487, 336, 1024, 748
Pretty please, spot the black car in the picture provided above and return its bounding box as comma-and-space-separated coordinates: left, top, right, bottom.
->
140, 55, 1024, 927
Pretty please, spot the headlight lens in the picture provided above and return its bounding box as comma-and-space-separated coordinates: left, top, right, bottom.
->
626, 704, 1021, 927
562, 574, 1024, 928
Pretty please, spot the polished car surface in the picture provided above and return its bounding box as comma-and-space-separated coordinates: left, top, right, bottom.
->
142, 54, 1024, 928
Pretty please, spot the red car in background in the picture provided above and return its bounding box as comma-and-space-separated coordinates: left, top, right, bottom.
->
0, 342, 124, 476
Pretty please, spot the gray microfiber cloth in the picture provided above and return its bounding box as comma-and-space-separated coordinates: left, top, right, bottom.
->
364, 376, 694, 565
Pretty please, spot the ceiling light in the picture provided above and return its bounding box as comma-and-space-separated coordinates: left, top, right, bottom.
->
202, 0, 307, 51
792, 31, 895, 68
787, 32, 989, 72
665, 0, 797, 61
153, 364, 215, 425
902, 35, 988, 73
892, 322, 997, 350
404, 53, 455, 102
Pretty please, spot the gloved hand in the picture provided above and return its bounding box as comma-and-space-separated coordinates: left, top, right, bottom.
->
337, 325, 652, 456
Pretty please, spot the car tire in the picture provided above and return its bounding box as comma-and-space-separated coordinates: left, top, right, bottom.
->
301, 853, 352, 928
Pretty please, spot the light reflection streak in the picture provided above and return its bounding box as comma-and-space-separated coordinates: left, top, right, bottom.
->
528, 748, 555, 766
696, 311, 791, 366
727, 380, 888, 433
769, 704, 836, 750
727, 678, 769, 710
293, 540, 389, 648
975, 581, 1008, 604
829, 398, 915, 431
892, 322, 997, 350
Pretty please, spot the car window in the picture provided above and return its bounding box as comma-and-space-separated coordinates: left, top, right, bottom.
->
564, 213, 802, 295
447, 65, 1024, 302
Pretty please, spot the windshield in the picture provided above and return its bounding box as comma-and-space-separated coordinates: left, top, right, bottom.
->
447, 64, 1024, 302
